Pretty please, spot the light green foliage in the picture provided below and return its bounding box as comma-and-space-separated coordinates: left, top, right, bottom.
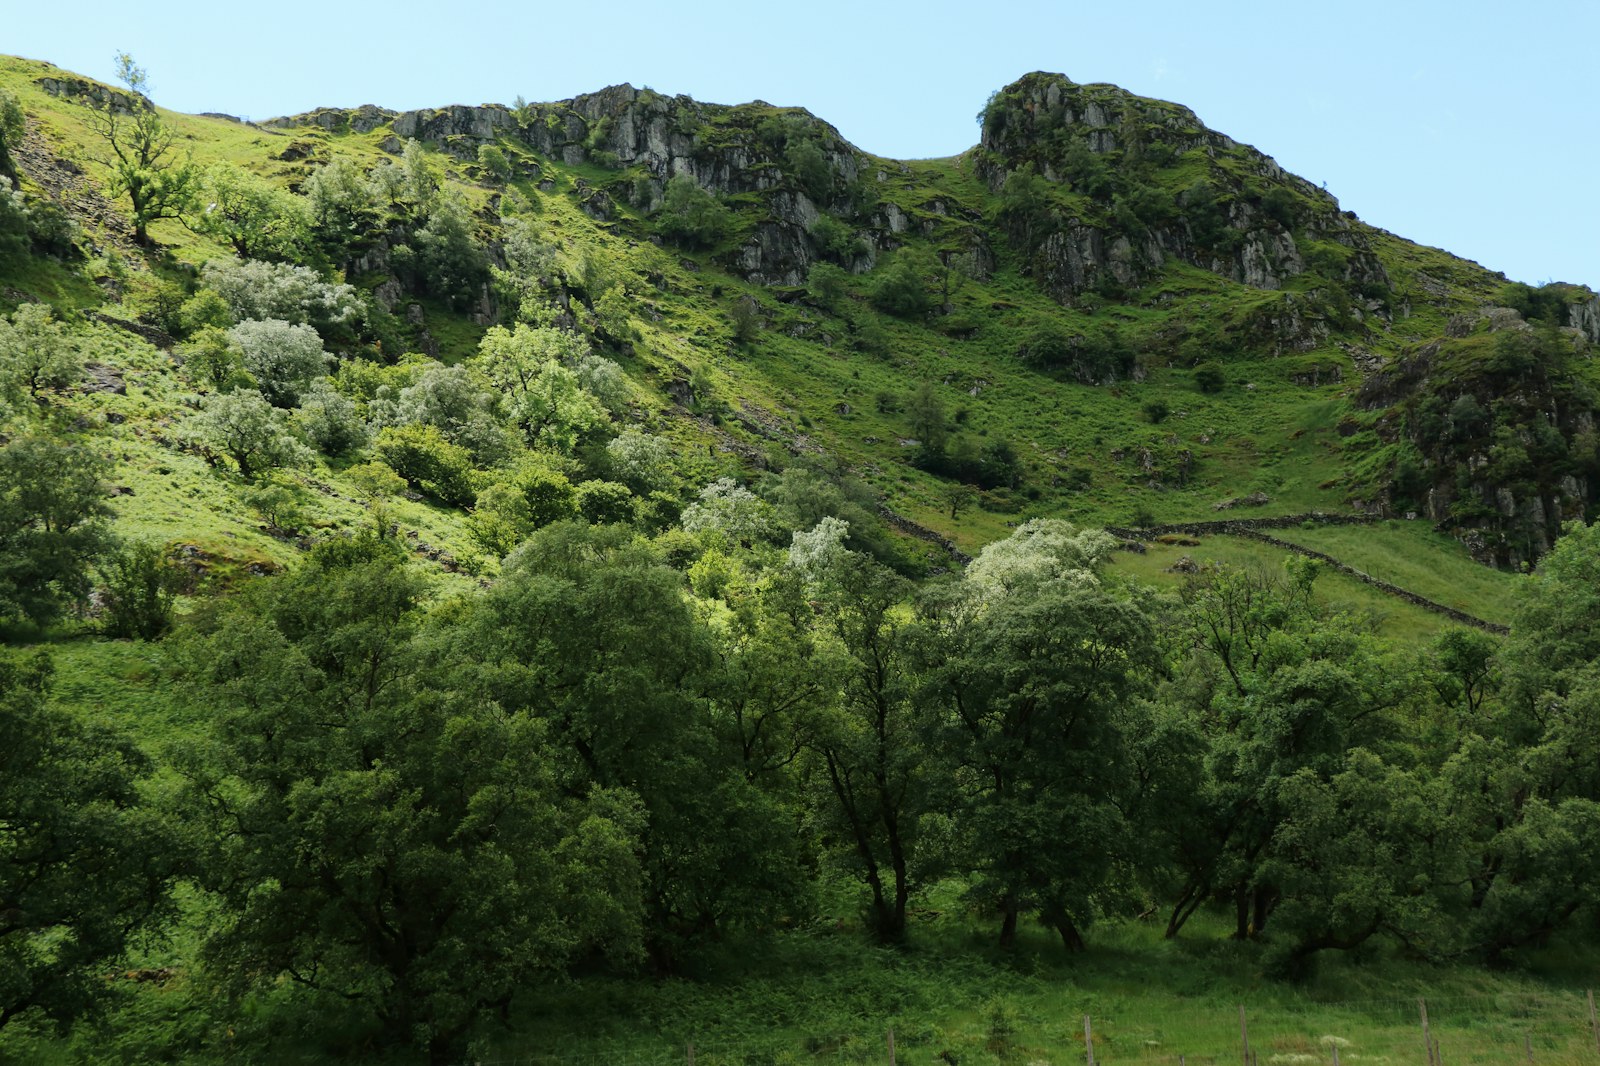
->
605, 427, 675, 493
294, 379, 367, 455
681, 477, 772, 544
226, 318, 329, 407
302, 157, 377, 259
389, 362, 505, 461
0, 438, 112, 630
513, 360, 611, 454
785, 515, 852, 588
88, 55, 199, 244
574, 479, 634, 525
0, 302, 81, 405
199, 258, 361, 332
176, 325, 250, 392
656, 173, 732, 249
468, 464, 578, 557
962, 518, 1117, 600
187, 389, 310, 481
0, 650, 170, 1033
193, 164, 308, 260
477, 143, 512, 184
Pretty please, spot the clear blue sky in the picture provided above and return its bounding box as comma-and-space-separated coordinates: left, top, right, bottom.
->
9, 0, 1598, 288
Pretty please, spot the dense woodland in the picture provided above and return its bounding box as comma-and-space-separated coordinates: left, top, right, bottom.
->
2, 55, 1600, 1066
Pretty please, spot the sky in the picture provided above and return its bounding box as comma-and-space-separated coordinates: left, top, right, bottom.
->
7, 0, 1598, 288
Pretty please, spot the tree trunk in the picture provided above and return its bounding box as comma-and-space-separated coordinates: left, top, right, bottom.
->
999, 898, 1019, 947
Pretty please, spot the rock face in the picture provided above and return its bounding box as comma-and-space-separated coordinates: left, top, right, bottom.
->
975, 72, 1390, 302
1357, 308, 1599, 569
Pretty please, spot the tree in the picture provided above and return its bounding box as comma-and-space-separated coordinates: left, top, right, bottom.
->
187, 390, 310, 481
0, 89, 25, 185
193, 164, 308, 260
87, 55, 199, 245
0, 302, 81, 405
927, 527, 1158, 949
97, 539, 182, 640
806, 554, 929, 940
870, 251, 935, 319
451, 523, 799, 966
228, 318, 330, 407
656, 173, 732, 249
174, 542, 644, 1063
1, 650, 171, 1033
0, 438, 113, 631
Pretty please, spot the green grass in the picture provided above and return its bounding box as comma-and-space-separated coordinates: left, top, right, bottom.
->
1269, 520, 1523, 627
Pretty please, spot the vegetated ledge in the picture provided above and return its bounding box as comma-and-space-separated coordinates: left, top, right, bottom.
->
1107, 513, 1508, 634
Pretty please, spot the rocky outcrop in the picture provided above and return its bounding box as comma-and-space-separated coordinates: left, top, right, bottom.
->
264, 104, 396, 134
976, 72, 1389, 302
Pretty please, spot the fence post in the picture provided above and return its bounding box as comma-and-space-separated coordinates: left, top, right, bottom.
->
687, 1042, 694, 1066
1525, 1033, 1533, 1063
1084, 1015, 1095, 1066
1588, 990, 1599, 1057
1331, 1046, 1340, 1066
1419, 998, 1433, 1066
1239, 1005, 1250, 1066
888, 1028, 896, 1066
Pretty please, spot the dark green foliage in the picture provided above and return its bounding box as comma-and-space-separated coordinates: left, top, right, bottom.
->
373, 423, 477, 506
809, 215, 863, 264
0, 650, 170, 1033
97, 540, 181, 639
784, 137, 831, 200
806, 261, 849, 309
416, 196, 489, 308
870, 252, 934, 320
0, 90, 22, 183
657, 174, 733, 249
1194, 360, 1225, 393
1501, 281, 1572, 326
0, 438, 112, 632
574, 479, 634, 525
174, 542, 644, 1063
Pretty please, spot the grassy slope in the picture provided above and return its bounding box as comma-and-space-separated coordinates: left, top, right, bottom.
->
4, 56, 1589, 1064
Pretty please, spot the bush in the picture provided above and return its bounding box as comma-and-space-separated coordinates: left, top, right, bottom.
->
188, 390, 311, 481
575, 480, 634, 525
656, 174, 733, 249
201, 259, 362, 332
374, 423, 477, 507
228, 318, 330, 408
870, 253, 934, 320
97, 541, 182, 640
1194, 361, 1226, 393
296, 381, 368, 456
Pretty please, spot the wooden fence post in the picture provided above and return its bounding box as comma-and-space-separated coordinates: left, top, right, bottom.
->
1588, 990, 1599, 1057
1419, 999, 1434, 1066
888, 1028, 896, 1066
1239, 1005, 1250, 1066
1084, 1015, 1095, 1066
687, 1042, 695, 1066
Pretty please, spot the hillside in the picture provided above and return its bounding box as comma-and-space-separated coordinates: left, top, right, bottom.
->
4, 55, 1600, 1066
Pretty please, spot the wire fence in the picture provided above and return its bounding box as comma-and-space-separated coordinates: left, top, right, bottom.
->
469, 991, 1600, 1066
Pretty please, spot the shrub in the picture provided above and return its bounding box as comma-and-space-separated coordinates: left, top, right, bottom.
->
228, 318, 330, 408
374, 423, 477, 507
97, 541, 182, 640
201, 259, 362, 332
656, 174, 732, 249
1194, 361, 1226, 393
574, 480, 634, 525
